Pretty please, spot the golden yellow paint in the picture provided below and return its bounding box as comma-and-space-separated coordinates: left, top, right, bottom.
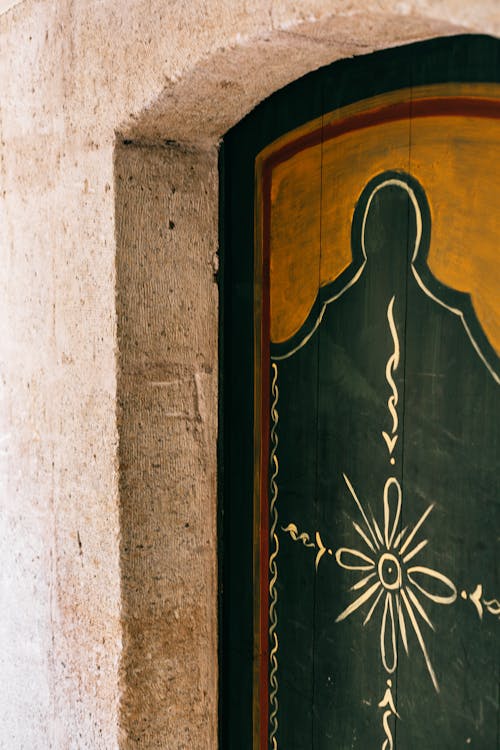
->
270, 144, 322, 346
261, 85, 500, 351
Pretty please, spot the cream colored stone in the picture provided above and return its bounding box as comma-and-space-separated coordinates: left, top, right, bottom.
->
0, 1, 498, 747
115, 144, 218, 749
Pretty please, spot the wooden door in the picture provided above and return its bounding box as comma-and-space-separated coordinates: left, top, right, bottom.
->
221, 35, 499, 750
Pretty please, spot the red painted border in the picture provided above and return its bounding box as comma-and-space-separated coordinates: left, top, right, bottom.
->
263, 97, 500, 178
256, 95, 500, 750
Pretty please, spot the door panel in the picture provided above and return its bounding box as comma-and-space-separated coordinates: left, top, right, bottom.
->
221, 35, 500, 750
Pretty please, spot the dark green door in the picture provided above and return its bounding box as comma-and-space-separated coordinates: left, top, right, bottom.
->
221, 35, 500, 750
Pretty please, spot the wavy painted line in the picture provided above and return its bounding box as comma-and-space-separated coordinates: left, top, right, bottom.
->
269, 536, 279, 741
378, 680, 399, 750
282, 523, 315, 548
381, 710, 394, 750
385, 295, 400, 440
268, 363, 280, 749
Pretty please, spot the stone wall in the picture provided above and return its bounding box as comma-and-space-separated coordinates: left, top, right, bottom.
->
0, 1, 498, 747
115, 144, 218, 749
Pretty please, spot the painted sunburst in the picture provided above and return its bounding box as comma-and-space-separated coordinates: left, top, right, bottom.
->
335, 471, 457, 691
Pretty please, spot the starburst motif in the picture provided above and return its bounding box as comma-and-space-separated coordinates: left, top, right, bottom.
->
335, 472, 457, 692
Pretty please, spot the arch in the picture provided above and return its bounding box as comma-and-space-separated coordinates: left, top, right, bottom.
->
118, 9, 497, 146
114, 11, 500, 750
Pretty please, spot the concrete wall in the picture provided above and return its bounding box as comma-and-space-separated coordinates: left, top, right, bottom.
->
0, 1, 498, 748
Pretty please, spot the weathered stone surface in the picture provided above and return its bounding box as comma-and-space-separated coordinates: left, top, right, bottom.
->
115, 144, 218, 749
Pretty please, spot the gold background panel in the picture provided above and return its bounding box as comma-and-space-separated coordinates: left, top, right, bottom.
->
269, 113, 500, 352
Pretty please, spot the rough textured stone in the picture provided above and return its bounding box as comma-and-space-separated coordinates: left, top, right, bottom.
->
115, 144, 218, 749
0, 1, 498, 748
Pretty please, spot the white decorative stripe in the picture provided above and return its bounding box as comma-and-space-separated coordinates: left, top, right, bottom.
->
268, 363, 280, 749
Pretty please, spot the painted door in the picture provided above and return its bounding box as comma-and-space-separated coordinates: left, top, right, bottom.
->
221, 35, 499, 750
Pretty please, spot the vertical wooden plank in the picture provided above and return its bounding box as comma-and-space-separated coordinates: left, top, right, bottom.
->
311, 169, 413, 747
264, 90, 324, 750
396, 45, 500, 746
399, 202, 500, 746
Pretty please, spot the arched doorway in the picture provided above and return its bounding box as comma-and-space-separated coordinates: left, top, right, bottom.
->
221, 34, 499, 749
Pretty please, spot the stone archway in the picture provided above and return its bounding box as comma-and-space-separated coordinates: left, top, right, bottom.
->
114, 10, 499, 749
